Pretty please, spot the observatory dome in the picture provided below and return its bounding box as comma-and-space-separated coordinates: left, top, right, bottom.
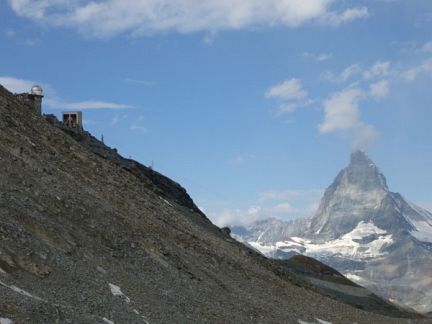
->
30, 85, 43, 96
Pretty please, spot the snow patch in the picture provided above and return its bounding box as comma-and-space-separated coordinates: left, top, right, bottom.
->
250, 221, 392, 260
298, 319, 332, 324
159, 197, 173, 207
0, 318, 13, 324
0, 267, 6, 274
0, 280, 42, 301
257, 228, 269, 242
102, 318, 115, 324
108, 283, 131, 303
345, 273, 363, 282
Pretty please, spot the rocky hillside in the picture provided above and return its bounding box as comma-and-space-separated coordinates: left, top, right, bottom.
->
233, 151, 432, 314
0, 85, 427, 323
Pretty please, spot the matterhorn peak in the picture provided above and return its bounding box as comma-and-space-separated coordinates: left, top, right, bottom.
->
350, 150, 374, 165
343, 150, 388, 192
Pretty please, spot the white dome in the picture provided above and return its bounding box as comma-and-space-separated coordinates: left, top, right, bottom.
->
30, 85, 43, 96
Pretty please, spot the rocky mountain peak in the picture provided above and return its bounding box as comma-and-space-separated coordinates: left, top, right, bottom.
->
350, 149, 372, 164
341, 150, 388, 192
308, 151, 391, 240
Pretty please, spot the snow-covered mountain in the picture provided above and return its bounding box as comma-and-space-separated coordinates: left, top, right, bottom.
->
233, 151, 432, 313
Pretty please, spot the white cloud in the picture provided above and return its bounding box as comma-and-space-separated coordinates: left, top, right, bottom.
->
45, 98, 131, 110
275, 99, 314, 115
363, 61, 390, 80
303, 51, 332, 62
322, 64, 361, 83
369, 80, 390, 98
351, 124, 379, 151
319, 88, 378, 150
209, 200, 321, 227
266, 78, 313, 115
403, 59, 432, 81
323, 61, 391, 84
210, 206, 263, 227
0, 76, 131, 110
265, 78, 307, 101
0, 76, 38, 93
207, 188, 322, 226
210, 204, 297, 227
321, 6, 369, 26
7, 0, 369, 38
319, 88, 363, 133
277, 103, 301, 114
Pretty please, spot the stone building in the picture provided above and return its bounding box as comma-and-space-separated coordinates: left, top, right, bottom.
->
15, 85, 44, 115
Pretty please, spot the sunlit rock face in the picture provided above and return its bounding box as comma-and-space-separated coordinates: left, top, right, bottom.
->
233, 151, 432, 313
309, 151, 390, 240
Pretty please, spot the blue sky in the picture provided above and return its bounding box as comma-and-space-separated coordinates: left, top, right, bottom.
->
1, 0, 431, 226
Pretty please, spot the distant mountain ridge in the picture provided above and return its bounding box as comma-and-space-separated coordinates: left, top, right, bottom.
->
233, 151, 432, 313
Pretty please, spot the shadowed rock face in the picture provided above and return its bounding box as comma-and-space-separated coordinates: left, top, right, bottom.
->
1, 84, 423, 323
233, 150, 432, 314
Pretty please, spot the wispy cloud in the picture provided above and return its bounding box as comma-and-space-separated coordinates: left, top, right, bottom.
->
229, 153, 255, 166
303, 51, 332, 62
321, 64, 361, 83
210, 204, 297, 227
363, 61, 391, 80
112, 114, 128, 125
123, 78, 157, 87
8, 1, 370, 38
269, 60, 397, 150
402, 59, 432, 81
0, 76, 131, 110
369, 80, 390, 99
45, 99, 131, 110
265, 78, 307, 101
129, 115, 147, 133
266, 78, 313, 115
210, 199, 320, 227
319, 88, 379, 150
207, 188, 322, 227
321, 6, 369, 26
322, 61, 391, 83
0, 76, 38, 93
